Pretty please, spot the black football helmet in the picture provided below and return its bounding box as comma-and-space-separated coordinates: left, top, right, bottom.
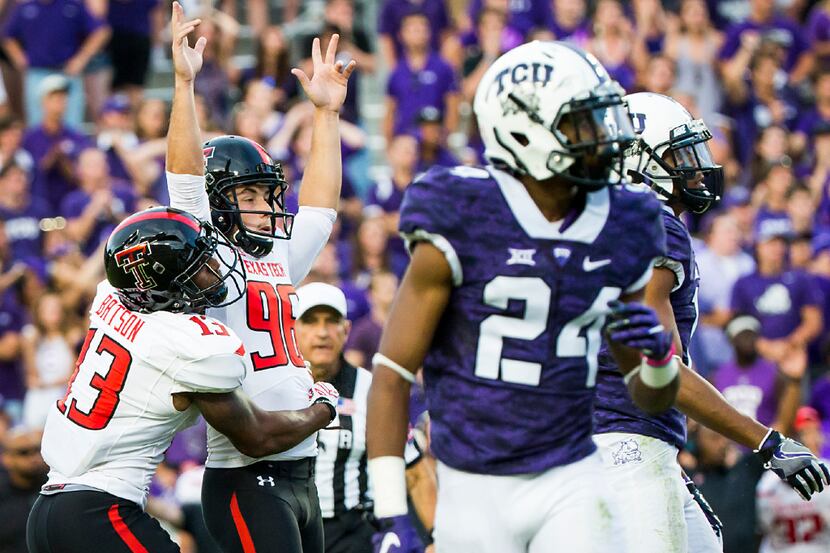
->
104, 207, 246, 313
203, 135, 294, 258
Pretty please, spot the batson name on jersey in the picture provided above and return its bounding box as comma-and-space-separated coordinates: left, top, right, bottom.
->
594, 207, 699, 448
41, 281, 249, 507
399, 165, 666, 475
166, 172, 333, 467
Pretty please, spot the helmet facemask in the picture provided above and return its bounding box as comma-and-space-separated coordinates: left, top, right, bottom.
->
506, 81, 636, 191
207, 162, 295, 258
628, 119, 723, 214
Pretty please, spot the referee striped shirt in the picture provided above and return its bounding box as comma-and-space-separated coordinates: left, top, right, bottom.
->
315, 360, 373, 518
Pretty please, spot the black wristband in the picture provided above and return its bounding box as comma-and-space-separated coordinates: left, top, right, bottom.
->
313, 398, 337, 421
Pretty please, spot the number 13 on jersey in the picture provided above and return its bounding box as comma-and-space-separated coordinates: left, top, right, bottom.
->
246, 282, 304, 370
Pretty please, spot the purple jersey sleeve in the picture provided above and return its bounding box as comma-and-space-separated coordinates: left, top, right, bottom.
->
613, 186, 667, 294
398, 166, 472, 286
657, 209, 692, 290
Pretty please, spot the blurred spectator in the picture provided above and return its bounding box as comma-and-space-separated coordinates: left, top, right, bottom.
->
20, 293, 78, 429
723, 49, 800, 166
107, 0, 162, 104
321, 0, 375, 75
787, 187, 815, 236
350, 216, 393, 289
244, 26, 295, 111
664, 0, 724, 124
0, 162, 49, 269
746, 125, 791, 188
719, 0, 812, 83
378, 0, 451, 69
587, 0, 637, 91
344, 270, 398, 368
730, 220, 823, 375
638, 54, 676, 97
304, 242, 370, 322
60, 147, 135, 255
2, 0, 110, 128
0, 427, 47, 553
95, 93, 139, 184
414, 106, 458, 173
191, 13, 238, 128
755, 161, 795, 226
546, 0, 589, 45
0, 274, 26, 426
21, 75, 90, 211
712, 315, 801, 432
467, 0, 550, 40
0, 116, 32, 172
364, 134, 419, 276
686, 424, 766, 553
384, 12, 459, 143
807, 0, 830, 67
631, 0, 668, 61
756, 406, 830, 552
792, 70, 830, 161
461, 7, 516, 102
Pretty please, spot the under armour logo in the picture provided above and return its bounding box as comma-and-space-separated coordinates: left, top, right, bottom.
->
257, 476, 275, 487
507, 248, 536, 266
114, 242, 157, 290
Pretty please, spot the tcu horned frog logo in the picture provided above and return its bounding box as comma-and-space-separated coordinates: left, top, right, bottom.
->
115, 242, 157, 290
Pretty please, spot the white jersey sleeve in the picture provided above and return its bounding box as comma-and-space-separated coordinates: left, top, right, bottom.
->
166, 171, 211, 222
169, 350, 248, 394
287, 206, 336, 285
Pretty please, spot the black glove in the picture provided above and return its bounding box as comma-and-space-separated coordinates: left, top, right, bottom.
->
755, 429, 830, 500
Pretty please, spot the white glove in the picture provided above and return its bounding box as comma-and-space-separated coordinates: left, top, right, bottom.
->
309, 381, 339, 422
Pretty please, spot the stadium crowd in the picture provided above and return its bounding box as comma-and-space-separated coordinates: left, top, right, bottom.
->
0, 0, 830, 551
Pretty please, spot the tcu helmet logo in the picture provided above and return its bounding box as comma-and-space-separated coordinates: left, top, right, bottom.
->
115, 242, 157, 290
630, 113, 647, 134
203, 146, 215, 170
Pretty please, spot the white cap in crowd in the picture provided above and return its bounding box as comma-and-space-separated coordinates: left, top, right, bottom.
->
295, 282, 348, 319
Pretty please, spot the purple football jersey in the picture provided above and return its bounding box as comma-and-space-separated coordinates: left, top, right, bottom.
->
398, 166, 666, 475
594, 208, 696, 448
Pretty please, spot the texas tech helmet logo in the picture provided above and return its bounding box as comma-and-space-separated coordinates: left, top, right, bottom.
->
203, 146, 215, 169
114, 242, 157, 290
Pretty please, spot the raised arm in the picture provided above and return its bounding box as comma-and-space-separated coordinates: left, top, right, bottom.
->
291, 34, 356, 210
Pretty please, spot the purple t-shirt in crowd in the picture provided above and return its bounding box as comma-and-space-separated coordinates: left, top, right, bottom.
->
3, 0, 104, 68
724, 87, 800, 165
806, 8, 830, 63
731, 270, 823, 339
713, 357, 779, 427
719, 16, 809, 72
0, 292, 26, 403
60, 181, 136, 254
107, 0, 159, 35
386, 53, 458, 137
22, 125, 90, 211
365, 176, 409, 278
345, 316, 383, 366
0, 198, 50, 264
378, 0, 449, 57
467, 0, 551, 37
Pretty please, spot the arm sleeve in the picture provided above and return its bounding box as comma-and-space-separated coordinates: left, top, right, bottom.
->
653, 212, 692, 292
287, 206, 336, 285
169, 352, 247, 394
165, 171, 211, 222
621, 193, 666, 295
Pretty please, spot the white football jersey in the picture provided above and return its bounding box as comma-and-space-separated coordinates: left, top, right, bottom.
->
41, 281, 249, 507
757, 467, 830, 553
166, 172, 334, 467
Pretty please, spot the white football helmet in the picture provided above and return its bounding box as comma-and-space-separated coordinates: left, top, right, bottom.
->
624, 92, 723, 214
473, 41, 635, 189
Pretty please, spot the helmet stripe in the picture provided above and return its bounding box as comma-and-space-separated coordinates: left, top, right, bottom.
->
113, 211, 201, 235
244, 137, 272, 164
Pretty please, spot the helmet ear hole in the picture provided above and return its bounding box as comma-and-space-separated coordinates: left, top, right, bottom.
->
511, 132, 530, 146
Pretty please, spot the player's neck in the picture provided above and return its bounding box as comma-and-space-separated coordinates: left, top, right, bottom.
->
520, 175, 579, 223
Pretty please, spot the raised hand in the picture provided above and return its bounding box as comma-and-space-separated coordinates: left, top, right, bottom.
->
291, 34, 357, 113
171, 1, 207, 83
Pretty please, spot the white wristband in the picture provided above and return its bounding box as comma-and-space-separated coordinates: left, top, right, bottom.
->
639, 355, 680, 388
368, 456, 409, 517
372, 353, 416, 384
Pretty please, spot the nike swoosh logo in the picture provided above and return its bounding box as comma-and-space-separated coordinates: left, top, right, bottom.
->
379, 532, 401, 553
583, 257, 611, 272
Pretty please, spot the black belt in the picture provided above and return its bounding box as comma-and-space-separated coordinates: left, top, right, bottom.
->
246, 457, 315, 479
